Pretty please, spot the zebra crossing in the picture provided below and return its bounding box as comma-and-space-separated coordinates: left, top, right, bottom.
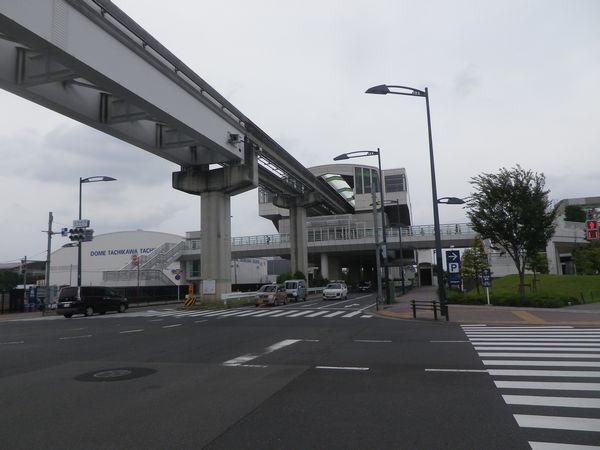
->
123, 306, 373, 320
462, 325, 600, 450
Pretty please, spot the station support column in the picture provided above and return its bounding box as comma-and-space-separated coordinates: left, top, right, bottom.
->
173, 145, 258, 301
274, 192, 321, 283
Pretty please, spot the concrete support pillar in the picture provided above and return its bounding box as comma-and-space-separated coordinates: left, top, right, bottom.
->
546, 241, 560, 275
328, 256, 340, 280
320, 253, 329, 279
200, 190, 231, 297
173, 145, 257, 301
289, 204, 308, 278
273, 192, 321, 284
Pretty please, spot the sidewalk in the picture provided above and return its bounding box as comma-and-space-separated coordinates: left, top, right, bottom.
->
377, 286, 600, 325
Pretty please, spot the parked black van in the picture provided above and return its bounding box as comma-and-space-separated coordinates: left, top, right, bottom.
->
56, 286, 128, 318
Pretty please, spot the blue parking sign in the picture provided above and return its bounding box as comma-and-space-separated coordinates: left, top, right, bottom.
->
481, 268, 492, 288
445, 250, 461, 286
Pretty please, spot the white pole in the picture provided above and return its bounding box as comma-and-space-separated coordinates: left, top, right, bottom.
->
486, 286, 490, 305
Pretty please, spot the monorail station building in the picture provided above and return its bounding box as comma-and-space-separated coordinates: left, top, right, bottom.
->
47, 162, 594, 296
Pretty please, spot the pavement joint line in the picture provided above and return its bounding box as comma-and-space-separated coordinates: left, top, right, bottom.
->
354, 339, 392, 343
430, 340, 470, 343
1, 341, 24, 345
425, 368, 488, 373
194, 320, 208, 324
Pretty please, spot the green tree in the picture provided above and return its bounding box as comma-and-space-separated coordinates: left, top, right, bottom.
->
0, 270, 20, 292
564, 205, 586, 222
466, 165, 557, 294
460, 237, 490, 294
573, 241, 600, 275
526, 252, 549, 275
276, 272, 293, 284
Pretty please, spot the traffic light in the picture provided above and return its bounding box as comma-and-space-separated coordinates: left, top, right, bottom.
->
69, 227, 85, 241
60, 227, 68, 237
585, 220, 599, 240
83, 229, 94, 242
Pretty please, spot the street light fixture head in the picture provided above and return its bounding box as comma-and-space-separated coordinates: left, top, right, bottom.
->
437, 197, 465, 205
81, 176, 117, 184
333, 150, 379, 161
365, 84, 390, 95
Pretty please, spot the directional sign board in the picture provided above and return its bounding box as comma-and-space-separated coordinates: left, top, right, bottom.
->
481, 268, 492, 288
445, 250, 461, 286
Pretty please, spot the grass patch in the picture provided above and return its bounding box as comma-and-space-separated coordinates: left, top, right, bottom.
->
447, 274, 600, 308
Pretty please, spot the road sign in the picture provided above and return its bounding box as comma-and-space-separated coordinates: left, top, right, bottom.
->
73, 219, 90, 228
445, 250, 461, 286
481, 268, 492, 288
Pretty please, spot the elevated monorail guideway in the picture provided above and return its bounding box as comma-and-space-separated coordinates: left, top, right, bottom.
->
0, 0, 351, 298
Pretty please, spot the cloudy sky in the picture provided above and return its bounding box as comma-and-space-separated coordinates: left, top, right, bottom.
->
1, 0, 599, 264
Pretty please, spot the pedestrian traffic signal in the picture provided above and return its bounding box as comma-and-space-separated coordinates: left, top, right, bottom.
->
585, 220, 599, 240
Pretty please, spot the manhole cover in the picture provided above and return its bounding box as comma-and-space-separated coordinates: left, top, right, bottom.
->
75, 367, 156, 382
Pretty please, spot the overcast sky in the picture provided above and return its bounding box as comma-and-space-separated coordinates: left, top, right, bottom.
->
1, 0, 599, 263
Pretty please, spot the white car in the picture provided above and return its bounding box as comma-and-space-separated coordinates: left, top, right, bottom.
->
322, 282, 348, 300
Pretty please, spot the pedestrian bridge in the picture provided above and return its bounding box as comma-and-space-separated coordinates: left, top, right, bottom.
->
180, 223, 477, 259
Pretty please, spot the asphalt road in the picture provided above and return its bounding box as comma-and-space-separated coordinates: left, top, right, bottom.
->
1, 293, 597, 449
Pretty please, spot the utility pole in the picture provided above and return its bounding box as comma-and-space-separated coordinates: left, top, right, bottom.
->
21, 255, 27, 311
43, 212, 54, 311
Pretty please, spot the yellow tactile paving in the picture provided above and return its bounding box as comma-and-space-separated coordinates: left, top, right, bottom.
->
510, 310, 547, 324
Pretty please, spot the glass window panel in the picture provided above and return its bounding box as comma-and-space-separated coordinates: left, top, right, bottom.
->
355, 167, 363, 194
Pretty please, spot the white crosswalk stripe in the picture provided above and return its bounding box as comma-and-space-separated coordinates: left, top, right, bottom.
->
100, 307, 373, 320
462, 325, 600, 449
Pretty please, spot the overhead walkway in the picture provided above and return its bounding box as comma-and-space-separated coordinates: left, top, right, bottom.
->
179, 223, 477, 259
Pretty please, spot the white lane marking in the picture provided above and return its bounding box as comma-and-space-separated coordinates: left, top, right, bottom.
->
354, 339, 392, 343
479, 352, 600, 358
425, 369, 488, 373
119, 329, 144, 334
223, 338, 301, 367
324, 311, 345, 318
463, 326, 574, 330
514, 414, 600, 432
270, 310, 302, 317
431, 340, 471, 343
303, 339, 320, 342
162, 324, 182, 329
59, 335, 92, 340
361, 303, 376, 311
194, 320, 208, 324
234, 310, 266, 317
361, 315, 373, 318
315, 366, 370, 371
217, 310, 253, 318
149, 319, 163, 322
286, 310, 313, 318
1, 341, 25, 345
530, 441, 600, 449
252, 310, 286, 317
488, 369, 600, 377
503, 395, 600, 409
342, 310, 363, 318
483, 360, 600, 367
471, 342, 600, 347
470, 338, 600, 342
466, 333, 600, 337
306, 311, 328, 318
476, 346, 600, 351
495, 381, 600, 391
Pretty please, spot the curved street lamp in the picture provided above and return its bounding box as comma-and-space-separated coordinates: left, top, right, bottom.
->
334, 148, 391, 305
77, 176, 117, 287
365, 84, 448, 314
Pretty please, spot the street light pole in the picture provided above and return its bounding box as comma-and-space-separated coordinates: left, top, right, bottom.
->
77, 176, 117, 288
366, 84, 446, 314
333, 149, 391, 304
385, 199, 405, 295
